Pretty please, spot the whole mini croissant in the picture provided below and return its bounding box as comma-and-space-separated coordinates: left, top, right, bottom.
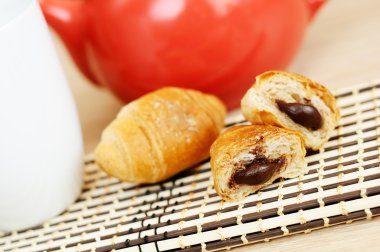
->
95, 87, 226, 183
241, 71, 340, 150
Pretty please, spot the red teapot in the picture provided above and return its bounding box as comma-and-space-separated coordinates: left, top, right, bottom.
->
39, 0, 325, 109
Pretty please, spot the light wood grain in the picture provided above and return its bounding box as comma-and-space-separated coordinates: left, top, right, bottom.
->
52, 0, 380, 251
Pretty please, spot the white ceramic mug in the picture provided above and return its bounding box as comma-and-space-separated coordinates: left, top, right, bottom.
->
0, 0, 83, 231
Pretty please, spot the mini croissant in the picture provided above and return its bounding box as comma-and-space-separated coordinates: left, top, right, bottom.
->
95, 87, 226, 183
241, 71, 340, 150
210, 125, 307, 201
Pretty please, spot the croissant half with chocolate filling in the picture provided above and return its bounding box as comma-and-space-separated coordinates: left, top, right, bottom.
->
241, 71, 340, 150
210, 125, 307, 201
95, 87, 226, 184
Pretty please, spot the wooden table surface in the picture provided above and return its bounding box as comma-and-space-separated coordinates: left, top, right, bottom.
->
53, 0, 380, 251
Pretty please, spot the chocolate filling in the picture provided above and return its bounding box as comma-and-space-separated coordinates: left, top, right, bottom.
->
276, 99, 323, 130
233, 157, 285, 186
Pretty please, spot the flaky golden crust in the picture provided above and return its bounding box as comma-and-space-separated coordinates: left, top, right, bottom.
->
210, 125, 306, 201
253, 71, 340, 122
241, 70, 340, 150
95, 87, 226, 184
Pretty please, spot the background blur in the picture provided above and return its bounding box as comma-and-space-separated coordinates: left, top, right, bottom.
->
52, 0, 380, 155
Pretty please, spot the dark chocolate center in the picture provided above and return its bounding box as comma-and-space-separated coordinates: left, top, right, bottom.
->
276, 99, 323, 130
233, 157, 284, 186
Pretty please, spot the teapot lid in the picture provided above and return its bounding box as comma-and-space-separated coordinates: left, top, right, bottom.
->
0, 0, 32, 28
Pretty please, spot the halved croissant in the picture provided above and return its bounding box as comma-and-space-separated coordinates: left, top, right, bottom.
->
241, 71, 340, 150
211, 125, 307, 201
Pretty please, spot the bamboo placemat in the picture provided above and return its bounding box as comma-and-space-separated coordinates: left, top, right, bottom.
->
1, 80, 380, 252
